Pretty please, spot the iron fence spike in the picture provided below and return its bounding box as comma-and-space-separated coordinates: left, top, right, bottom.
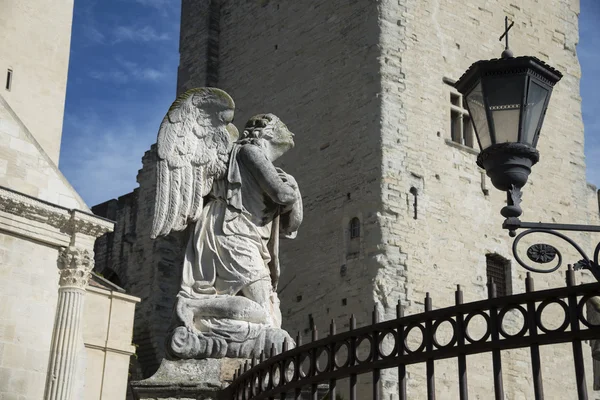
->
425, 292, 432, 311
525, 272, 534, 292
566, 265, 575, 286
487, 278, 497, 298
455, 285, 463, 305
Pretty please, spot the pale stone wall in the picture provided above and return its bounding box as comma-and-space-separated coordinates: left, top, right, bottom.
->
0, 95, 87, 210
0, 0, 73, 164
0, 188, 115, 399
82, 283, 139, 400
0, 233, 60, 399
377, 0, 599, 397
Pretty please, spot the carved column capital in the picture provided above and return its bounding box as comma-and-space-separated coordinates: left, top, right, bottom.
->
57, 246, 94, 289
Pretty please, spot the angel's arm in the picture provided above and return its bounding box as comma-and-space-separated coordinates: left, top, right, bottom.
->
280, 188, 302, 238
238, 145, 298, 205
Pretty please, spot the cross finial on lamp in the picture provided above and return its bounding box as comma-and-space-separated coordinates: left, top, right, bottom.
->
499, 16, 515, 58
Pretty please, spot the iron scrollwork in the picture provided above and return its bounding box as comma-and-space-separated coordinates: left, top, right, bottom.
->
526, 243, 557, 264
508, 223, 600, 281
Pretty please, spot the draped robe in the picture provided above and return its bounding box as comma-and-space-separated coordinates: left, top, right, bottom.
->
179, 143, 296, 300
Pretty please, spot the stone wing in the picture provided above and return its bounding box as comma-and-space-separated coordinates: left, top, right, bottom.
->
151, 88, 236, 238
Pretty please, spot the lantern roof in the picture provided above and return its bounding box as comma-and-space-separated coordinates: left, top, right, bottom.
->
454, 56, 563, 95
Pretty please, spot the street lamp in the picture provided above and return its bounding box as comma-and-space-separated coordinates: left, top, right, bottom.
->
455, 18, 600, 281
455, 48, 562, 219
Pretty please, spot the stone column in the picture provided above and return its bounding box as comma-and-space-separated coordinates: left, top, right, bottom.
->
43, 246, 94, 400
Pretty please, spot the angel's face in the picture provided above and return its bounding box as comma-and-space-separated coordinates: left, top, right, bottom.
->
267, 122, 295, 160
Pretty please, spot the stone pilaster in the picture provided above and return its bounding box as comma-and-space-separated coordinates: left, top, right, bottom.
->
43, 246, 94, 400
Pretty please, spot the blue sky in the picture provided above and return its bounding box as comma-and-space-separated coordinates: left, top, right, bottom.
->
59, 0, 181, 206
59, 0, 600, 207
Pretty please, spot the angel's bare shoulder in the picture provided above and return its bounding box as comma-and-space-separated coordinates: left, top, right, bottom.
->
238, 143, 269, 163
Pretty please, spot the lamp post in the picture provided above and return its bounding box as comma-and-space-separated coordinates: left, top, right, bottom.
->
455, 18, 600, 281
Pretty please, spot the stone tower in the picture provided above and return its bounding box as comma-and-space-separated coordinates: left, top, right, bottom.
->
94, 0, 600, 396
0, 0, 74, 164
176, 0, 599, 397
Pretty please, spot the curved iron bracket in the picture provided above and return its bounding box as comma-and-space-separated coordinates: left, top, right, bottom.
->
504, 218, 600, 282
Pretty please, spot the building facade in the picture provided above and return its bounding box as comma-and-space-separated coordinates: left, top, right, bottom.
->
0, 0, 73, 164
0, 1, 139, 399
93, 0, 600, 397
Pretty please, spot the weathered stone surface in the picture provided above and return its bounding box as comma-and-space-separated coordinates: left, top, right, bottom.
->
149, 90, 301, 360
131, 358, 244, 400
83, 277, 140, 400
95, 0, 600, 398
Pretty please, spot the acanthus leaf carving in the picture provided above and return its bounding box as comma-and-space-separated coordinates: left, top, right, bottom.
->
57, 246, 95, 289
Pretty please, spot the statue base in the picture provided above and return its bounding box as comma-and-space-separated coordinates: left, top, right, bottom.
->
130, 358, 245, 400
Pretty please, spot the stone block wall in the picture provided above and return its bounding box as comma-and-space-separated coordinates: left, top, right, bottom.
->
377, 0, 599, 397
92, 0, 600, 397
210, 0, 387, 344
0, 233, 59, 399
82, 283, 139, 400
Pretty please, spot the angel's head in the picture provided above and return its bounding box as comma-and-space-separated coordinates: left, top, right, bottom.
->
241, 114, 294, 161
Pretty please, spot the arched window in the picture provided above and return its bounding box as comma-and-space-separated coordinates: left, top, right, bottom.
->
349, 217, 360, 239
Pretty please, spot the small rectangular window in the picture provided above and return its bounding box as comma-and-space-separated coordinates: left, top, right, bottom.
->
5, 69, 12, 91
445, 77, 474, 148
486, 254, 511, 297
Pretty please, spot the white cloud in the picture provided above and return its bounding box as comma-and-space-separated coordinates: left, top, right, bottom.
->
113, 25, 170, 43
88, 58, 165, 84
62, 111, 160, 206
118, 58, 166, 81
134, 0, 171, 10
89, 69, 130, 84
82, 25, 106, 44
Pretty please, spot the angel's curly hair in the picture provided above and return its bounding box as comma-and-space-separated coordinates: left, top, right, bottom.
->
240, 114, 283, 142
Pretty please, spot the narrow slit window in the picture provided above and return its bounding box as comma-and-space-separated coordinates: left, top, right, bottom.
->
346, 217, 361, 258
349, 217, 360, 239
5, 69, 12, 91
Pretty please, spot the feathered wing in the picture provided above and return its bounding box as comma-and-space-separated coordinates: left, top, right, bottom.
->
151, 87, 237, 238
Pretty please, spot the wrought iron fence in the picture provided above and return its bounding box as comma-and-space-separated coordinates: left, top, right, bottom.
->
226, 267, 600, 400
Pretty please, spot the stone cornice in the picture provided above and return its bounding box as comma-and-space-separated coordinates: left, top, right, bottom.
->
0, 186, 114, 240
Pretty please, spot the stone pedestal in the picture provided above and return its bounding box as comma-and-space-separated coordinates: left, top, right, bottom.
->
131, 358, 245, 400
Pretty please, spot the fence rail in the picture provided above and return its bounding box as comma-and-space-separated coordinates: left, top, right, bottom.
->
226, 267, 600, 400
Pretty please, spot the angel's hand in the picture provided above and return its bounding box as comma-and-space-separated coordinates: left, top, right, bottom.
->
277, 170, 298, 190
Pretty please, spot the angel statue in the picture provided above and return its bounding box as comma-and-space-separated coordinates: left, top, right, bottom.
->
151, 87, 302, 359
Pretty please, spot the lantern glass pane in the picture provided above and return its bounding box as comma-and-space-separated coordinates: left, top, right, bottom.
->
522, 80, 549, 145
486, 75, 525, 144
466, 82, 491, 149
